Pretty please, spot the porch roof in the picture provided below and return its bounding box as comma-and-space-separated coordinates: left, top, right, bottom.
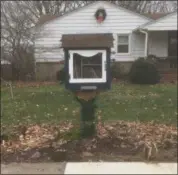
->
141, 11, 177, 31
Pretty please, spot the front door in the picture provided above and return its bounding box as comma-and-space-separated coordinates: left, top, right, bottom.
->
168, 31, 177, 68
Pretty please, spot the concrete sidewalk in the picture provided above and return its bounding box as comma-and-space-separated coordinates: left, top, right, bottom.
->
65, 162, 177, 174
1, 162, 177, 174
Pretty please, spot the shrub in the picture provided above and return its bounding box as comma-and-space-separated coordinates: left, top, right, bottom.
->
129, 58, 161, 84
110, 59, 126, 79
56, 67, 66, 83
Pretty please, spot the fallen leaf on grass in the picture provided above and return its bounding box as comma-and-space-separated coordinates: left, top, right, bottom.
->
82, 152, 94, 157
31, 151, 41, 159
1, 120, 177, 162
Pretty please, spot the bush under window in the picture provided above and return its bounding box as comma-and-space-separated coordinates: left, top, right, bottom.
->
110, 59, 126, 79
129, 58, 160, 84
56, 67, 66, 83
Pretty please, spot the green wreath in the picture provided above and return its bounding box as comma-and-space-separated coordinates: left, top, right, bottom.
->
94, 8, 107, 22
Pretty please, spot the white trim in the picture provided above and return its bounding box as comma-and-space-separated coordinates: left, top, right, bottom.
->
69, 50, 107, 83
116, 34, 131, 55
69, 50, 101, 57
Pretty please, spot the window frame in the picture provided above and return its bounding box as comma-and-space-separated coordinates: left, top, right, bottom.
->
116, 34, 131, 55
69, 50, 107, 83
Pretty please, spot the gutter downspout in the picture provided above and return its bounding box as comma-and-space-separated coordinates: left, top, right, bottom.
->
139, 29, 148, 58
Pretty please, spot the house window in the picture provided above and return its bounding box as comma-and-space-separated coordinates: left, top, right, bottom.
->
117, 35, 129, 53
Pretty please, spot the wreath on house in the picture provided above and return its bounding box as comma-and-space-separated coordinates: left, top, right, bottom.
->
94, 8, 107, 23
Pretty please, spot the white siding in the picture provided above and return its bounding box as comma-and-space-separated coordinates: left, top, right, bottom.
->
34, 1, 150, 62
144, 12, 177, 31
148, 31, 168, 57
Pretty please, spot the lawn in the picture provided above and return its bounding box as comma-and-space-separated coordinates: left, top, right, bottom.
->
1, 82, 177, 129
1, 82, 177, 163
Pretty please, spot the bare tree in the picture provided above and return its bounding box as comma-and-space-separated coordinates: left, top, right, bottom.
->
1, 1, 34, 80
1, 1, 89, 80
110, 0, 177, 13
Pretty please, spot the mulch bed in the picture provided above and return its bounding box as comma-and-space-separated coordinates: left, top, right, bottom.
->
1, 121, 177, 163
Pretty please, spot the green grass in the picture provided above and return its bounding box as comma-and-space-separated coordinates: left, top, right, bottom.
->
1, 83, 177, 129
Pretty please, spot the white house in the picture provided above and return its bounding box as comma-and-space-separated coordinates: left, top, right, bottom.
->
34, 1, 177, 81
